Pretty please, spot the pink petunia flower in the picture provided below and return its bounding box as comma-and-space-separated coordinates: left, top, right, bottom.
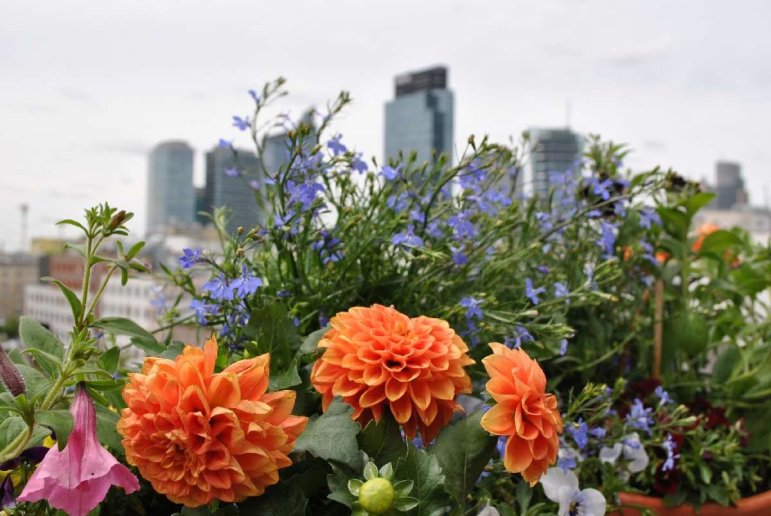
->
18, 386, 139, 516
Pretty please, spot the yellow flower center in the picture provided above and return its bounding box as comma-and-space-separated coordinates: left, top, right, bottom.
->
358, 477, 395, 514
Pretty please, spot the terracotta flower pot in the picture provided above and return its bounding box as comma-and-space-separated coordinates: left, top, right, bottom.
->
617, 491, 771, 516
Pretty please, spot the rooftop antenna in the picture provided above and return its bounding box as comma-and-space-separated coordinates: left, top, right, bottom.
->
20, 203, 29, 253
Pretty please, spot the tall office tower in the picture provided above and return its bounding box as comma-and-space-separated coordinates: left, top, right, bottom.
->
528, 128, 583, 198
203, 147, 262, 233
146, 141, 195, 234
715, 161, 748, 209
384, 66, 454, 165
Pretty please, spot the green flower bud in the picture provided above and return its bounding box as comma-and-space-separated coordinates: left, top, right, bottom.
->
358, 477, 395, 515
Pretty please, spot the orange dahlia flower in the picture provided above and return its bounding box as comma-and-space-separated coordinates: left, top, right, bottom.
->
310, 304, 474, 443
117, 337, 307, 507
480, 343, 562, 484
692, 223, 720, 252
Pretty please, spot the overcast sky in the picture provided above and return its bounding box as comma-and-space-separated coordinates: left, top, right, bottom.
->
2, 0, 770, 251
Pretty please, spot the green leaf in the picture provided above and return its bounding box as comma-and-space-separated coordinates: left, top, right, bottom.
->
126, 241, 146, 260
19, 317, 64, 377
327, 461, 359, 508
0, 416, 29, 461
160, 341, 185, 359
95, 404, 124, 452
358, 413, 408, 467
697, 229, 743, 256
245, 302, 298, 371
299, 326, 329, 355
44, 278, 83, 322
712, 345, 741, 385
36, 409, 74, 450
657, 207, 688, 239
269, 363, 302, 390
683, 192, 716, 216
430, 411, 497, 505
91, 317, 156, 342
72, 361, 115, 380
56, 218, 88, 233
237, 481, 307, 516
14, 363, 53, 400
294, 398, 362, 469
395, 444, 447, 516
130, 336, 165, 355
99, 346, 121, 373
730, 265, 768, 296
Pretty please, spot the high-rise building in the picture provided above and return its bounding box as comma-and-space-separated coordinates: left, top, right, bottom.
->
203, 147, 262, 233
384, 66, 454, 165
528, 128, 583, 198
715, 161, 748, 210
146, 141, 195, 234
0, 253, 39, 323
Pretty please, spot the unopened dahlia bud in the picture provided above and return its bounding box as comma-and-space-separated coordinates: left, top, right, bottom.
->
358, 477, 395, 515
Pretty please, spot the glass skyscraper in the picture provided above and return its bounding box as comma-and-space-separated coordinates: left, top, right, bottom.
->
384, 66, 454, 165
146, 141, 195, 234
528, 128, 583, 198
204, 147, 262, 234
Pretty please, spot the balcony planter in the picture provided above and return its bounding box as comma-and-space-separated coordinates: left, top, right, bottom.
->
617, 491, 771, 516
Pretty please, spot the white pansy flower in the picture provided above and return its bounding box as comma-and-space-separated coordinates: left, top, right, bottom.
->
477, 502, 500, 516
540, 467, 606, 516
599, 432, 649, 473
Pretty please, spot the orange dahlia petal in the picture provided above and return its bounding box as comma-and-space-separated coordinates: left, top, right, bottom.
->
118, 337, 307, 508
310, 305, 474, 443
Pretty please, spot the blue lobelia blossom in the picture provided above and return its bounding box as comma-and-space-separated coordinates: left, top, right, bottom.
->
559, 338, 569, 355
641, 274, 655, 288
449, 245, 467, 266
232, 115, 250, 131
286, 180, 324, 212
655, 385, 672, 406
626, 399, 654, 435
535, 211, 553, 232
557, 454, 578, 473
380, 164, 402, 181
190, 299, 220, 325
568, 419, 589, 450
249, 179, 260, 190
351, 152, 368, 174
149, 286, 168, 315
202, 274, 235, 301
425, 221, 443, 239
554, 281, 569, 299
318, 312, 329, 328
447, 210, 476, 240
218, 138, 232, 149
640, 240, 659, 266
312, 230, 344, 265
504, 325, 534, 349
458, 160, 486, 191
639, 207, 661, 229
392, 226, 424, 248
596, 221, 617, 259
587, 176, 614, 201
496, 436, 506, 459
230, 266, 263, 298
224, 167, 240, 177
537, 264, 550, 275
589, 427, 607, 440
326, 134, 347, 156
614, 199, 627, 217
661, 433, 680, 472
409, 207, 426, 225
386, 191, 410, 213
178, 248, 203, 269
248, 89, 260, 103
525, 278, 546, 305
460, 296, 484, 320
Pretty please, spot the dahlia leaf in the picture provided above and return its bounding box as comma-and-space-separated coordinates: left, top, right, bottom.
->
237, 481, 307, 516
299, 327, 329, 356
395, 444, 447, 516
246, 302, 298, 370
431, 411, 497, 505
295, 398, 361, 469
269, 363, 302, 390
358, 414, 407, 467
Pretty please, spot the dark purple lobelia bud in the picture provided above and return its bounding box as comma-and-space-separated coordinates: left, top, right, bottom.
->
0, 346, 26, 396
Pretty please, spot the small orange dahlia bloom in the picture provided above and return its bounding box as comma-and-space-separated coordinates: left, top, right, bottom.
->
310, 304, 474, 443
480, 343, 562, 484
692, 223, 720, 252
117, 337, 307, 507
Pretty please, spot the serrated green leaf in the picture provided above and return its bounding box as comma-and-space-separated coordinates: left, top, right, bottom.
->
269, 363, 302, 390
431, 411, 497, 505
299, 326, 329, 355
395, 444, 447, 516
358, 413, 408, 467
245, 302, 298, 371
36, 409, 74, 450
237, 481, 307, 515
294, 398, 362, 469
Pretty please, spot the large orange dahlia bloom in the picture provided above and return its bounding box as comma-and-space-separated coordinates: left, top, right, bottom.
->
310, 304, 474, 443
480, 343, 562, 484
117, 337, 307, 507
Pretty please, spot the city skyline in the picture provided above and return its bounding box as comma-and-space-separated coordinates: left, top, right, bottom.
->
2, 0, 771, 250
